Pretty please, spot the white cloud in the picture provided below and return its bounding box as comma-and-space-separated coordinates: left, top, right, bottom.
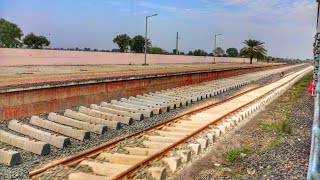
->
78, 0, 318, 59
4, 0, 315, 59
175, 0, 317, 59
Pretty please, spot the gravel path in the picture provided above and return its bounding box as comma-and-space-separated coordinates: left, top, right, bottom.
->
0, 66, 303, 180
172, 72, 313, 180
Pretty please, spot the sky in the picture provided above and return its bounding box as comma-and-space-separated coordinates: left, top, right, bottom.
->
0, 0, 317, 59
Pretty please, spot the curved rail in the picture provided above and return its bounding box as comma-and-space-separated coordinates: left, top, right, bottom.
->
113, 68, 311, 180
29, 80, 261, 178
29, 67, 310, 179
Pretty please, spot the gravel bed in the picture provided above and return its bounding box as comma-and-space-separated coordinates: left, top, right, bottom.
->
0, 65, 306, 180
172, 69, 312, 180
229, 87, 313, 179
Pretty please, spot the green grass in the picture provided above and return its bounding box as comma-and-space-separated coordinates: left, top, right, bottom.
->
223, 146, 254, 162
273, 109, 292, 120
257, 72, 313, 134
279, 121, 293, 134
259, 122, 278, 131
259, 121, 293, 134
280, 72, 312, 105
267, 138, 283, 150
258, 109, 293, 134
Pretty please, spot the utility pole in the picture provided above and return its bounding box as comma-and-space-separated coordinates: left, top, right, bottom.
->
143, 17, 148, 65
143, 14, 158, 65
48, 33, 51, 49
49, 33, 54, 57
213, 34, 222, 64
176, 32, 179, 55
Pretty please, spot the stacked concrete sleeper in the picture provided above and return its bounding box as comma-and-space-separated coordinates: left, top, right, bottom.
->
0, 65, 301, 166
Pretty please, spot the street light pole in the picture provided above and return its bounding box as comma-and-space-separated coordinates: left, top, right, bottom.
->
49, 33, 54, 57
144, 17, 148, 65
143, 14, 158, 65
213, 34, 222, 64
176, 32, 179, 55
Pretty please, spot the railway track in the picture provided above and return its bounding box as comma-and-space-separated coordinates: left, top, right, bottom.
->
26, 65, 312, 179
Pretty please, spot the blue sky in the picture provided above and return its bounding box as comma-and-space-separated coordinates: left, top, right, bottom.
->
0, 0, 317, 59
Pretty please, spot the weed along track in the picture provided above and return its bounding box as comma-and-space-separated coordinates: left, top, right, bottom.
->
21, 65, 311, 179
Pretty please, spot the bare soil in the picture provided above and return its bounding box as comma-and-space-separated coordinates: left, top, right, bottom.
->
0, 63, 273, 78
0, 63, 277, 88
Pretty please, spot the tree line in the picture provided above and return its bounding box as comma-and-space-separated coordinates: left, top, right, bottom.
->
0, 18, 268, 64
0, 18, 50, 49
112, 33, 242, 57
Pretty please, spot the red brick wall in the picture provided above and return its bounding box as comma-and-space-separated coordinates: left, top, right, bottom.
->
0, 64, 285, 120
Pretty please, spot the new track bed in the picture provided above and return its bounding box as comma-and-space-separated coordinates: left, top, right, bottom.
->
21, 65, 312, 179
0, 64, 309, 179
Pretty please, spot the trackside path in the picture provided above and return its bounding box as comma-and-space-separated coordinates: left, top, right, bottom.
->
173, 71, 313, 180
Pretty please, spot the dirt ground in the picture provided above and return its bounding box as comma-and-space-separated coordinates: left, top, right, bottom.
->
0, 63, 275, 77
172, 73, 313, 180
0, 63, 276, 85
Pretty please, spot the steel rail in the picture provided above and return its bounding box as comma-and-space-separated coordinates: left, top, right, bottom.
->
29, 79, 266, 178
113, 71, 305, 180
29, 69, 299, 179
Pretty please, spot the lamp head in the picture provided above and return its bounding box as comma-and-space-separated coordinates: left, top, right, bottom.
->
147, 14, 158, 18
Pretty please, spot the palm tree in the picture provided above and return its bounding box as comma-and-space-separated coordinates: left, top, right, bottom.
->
240, 39, 267, 64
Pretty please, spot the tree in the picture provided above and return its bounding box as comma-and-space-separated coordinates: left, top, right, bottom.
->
173, 49, 179, 55
113, 34, 131, 52
0, 18, 23, 48
180, 52, 185, 55
130, 35, 151, 53
84, 47, 91, 51
213, 47, 225, 57
226, 48, 238, 57
149, 47, 168, 54
193, 49, 208, 56
240, 39, 267, 64
22, 33, 50, 49
188, 51, 193, 55
111, 49, 121, 52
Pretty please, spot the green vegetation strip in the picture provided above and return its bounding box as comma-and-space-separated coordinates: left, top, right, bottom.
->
267, 138, 283, 150
259, 121, 293, 134
223, 72, 312, 164
258, 72, 312, 134
224, 146, 254, 162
